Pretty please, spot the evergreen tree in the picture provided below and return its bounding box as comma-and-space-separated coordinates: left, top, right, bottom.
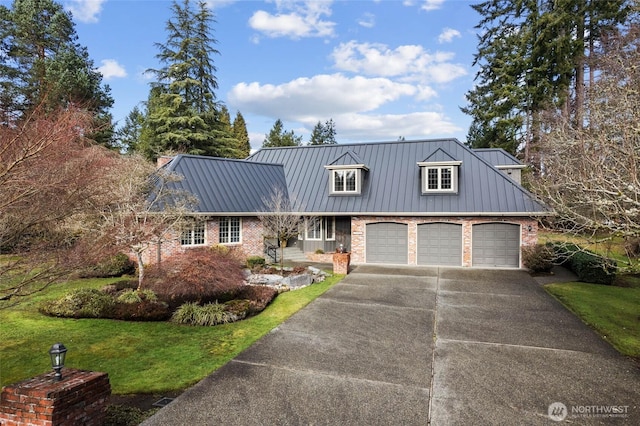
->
0, 0, 114, 145
232, 111, 251, 157
115, 106, 146, 154
308, 119, 337, 145
144, 0, 239, 159
462, 0, 627, 161
263, 119, 302, 148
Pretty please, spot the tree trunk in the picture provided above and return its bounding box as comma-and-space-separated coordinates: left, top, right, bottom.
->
136, 250, 145, 290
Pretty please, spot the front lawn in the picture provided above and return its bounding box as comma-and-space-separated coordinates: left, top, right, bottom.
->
544, 282, 640, 358
0, 273, 343, 394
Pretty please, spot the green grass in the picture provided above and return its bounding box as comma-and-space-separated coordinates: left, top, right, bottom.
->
0, 273, 343, 394
544, 282, 640, 358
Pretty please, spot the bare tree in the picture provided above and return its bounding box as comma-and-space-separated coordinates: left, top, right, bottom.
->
532, 22, 640, 269
89, 155, 197, 289
258, 187, 304, 268
0, 105, 117, 305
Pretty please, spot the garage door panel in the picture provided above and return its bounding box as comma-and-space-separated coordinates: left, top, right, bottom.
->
472, 223, 520, 268
366, 223, 408, 264
418, 223, 462, 266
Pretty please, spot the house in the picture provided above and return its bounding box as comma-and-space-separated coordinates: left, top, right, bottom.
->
153, 138, 549, 268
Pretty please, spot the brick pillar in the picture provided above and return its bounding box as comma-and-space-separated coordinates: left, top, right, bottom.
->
0, 369, 110, 426
333, 252, 351, 275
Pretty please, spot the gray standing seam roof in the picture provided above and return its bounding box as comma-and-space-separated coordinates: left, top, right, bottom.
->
164, 155, 288, 214
246, 139, 548, 216
473, 148, 523, 167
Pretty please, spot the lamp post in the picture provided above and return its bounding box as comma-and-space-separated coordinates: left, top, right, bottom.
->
49, 343, 67, 381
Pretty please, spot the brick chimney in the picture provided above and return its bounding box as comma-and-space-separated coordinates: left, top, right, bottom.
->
157, 155, 174, 168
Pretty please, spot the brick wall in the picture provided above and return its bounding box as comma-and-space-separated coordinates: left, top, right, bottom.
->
351, 216, 538, 268
0, 369, 110, 426
140, 217, 265, 265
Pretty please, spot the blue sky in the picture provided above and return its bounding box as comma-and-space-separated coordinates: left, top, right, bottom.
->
40, 0, 481, 150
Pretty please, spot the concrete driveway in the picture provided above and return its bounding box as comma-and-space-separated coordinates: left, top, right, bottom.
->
142, 266, 640, 425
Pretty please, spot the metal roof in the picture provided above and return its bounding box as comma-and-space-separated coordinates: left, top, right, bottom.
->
164, 154, 288, 214
246, 139, 548, 216
473, 148, 523, 167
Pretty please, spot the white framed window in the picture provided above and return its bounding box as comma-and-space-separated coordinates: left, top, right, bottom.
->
420, 164, 459, 193
333, 169, 358, 193
181, 221, 206, 246
220, 217, 241, 244
325, 217, 335, 241
305, 217, 322, 240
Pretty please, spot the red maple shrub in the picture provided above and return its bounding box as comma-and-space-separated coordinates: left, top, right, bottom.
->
235, 285, 278, 315
145, 247, 246, 309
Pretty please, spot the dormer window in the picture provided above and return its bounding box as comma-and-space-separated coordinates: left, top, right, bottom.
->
324, 152, 369, 195
427, 166, 453, 191
418, 160, 461, 194
333, 169, 358, 193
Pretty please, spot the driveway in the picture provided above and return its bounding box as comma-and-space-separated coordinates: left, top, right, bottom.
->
142, 266, 640, 425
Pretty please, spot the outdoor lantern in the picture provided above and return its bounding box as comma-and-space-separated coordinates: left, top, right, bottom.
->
49, 343, 67, 381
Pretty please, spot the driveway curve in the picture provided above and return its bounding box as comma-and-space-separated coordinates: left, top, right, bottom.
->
142, 266, 639, 425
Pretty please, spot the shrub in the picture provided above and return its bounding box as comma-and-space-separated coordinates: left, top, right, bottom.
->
111, 300, 171, 321
246, 256, 265, 269
314, 249, 325, 254
570, 251, 617, 285
80, 253, 135, 278
235, 285, 278, 315
224, 299, 251, 319
117, 289, 158, 304
40, 288, 115, 318
171, 302, 235, 326
624, 237, 640, 258
146, 247, 245, 309
522, 244, 554, 273
548, 242, 616, 285
102, 279, 137, 295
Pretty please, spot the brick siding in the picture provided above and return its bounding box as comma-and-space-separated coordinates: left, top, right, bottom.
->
140, 217, 265, 265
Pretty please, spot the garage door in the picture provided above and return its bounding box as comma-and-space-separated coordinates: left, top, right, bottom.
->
417, 223, 462, 266
366, 223, 408, 264
472, 223, 520, 268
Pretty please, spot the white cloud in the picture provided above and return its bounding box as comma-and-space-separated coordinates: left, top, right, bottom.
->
357, 12, 375, 28
402, 0, 444, 11
421, 0, 445, 11
229, 73, 460, 145
97, 59, 127, 80
65, 0, 105, 24
331, 41, 467, 84
438, 27, 461, 44
229, 73, 416, 118
335, 111, 460, 141
249, 1, 336, 39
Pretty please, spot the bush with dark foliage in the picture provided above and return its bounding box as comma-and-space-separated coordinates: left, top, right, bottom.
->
40, 288, 170, 321
40, 288, 116, 318
80, 253, 136, 278
549, 242, 617, 285
235, 285, 278, 315
522, 244, 555, 273
145, 247, 246, 309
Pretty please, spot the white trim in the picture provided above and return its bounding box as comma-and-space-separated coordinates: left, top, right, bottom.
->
416, 160, 462, 167
324, 163, 369, 171
330, 169, 361, 194
180, 221, 207, 246
219, 216, 242, 244
305, 217, 323, 240
496, 164, 526, 170
421, 165, 458, 193
325, 217, 336, 241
